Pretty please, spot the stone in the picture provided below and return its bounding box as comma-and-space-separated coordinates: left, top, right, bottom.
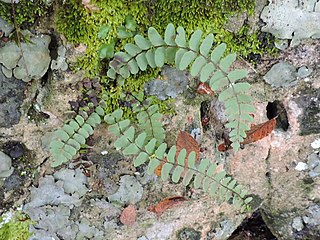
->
51, 45, 68, 71
295, 89, 320, 135
292, 216, 304, 231
144, 65, 189, 100
297, 66, 313, 78
263, 61, 298, 88
0, 151, 14, 178
274, 39, 289, 50
0, 31, 51, 82
0, 17, 13, 36
295, 162, 308, 171
302, 205, 320, 226
307, 153, 320, 169
311, 139, 320, 149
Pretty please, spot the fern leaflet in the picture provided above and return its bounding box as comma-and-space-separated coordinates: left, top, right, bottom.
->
105, 109, 253, 212
107, 23, 255, 152
49, 105, 105, 167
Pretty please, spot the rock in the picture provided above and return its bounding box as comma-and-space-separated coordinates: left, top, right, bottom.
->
0, 69, 26, 127
263, 61, 298, 88
295, 89, 320, 135
0, 17, 13, 36
292, 216, 304, 231
311, 139, 320, 149
261, 0, 320, 46
0, 151, 14, 178
302, 205, 320, 226
51, 45, 68, 71
108, 175, 143, 206
295, 162, 308, 171
0, 31, 51, 82
177, 227, 201, 240
274, 39, 289, 50
0, 0, 19, 3
144, 65, 189, 100
3, 141, 25, 159
297, 66, 312, 78
225, 13, 247, 34
307, 153, 320, 169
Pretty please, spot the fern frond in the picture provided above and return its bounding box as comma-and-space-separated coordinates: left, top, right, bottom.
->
107, 23, 255, 152
106, 111, 253, 211
49, 105, 105, 167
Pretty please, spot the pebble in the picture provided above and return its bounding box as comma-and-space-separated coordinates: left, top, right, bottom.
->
295, 162, 308, 171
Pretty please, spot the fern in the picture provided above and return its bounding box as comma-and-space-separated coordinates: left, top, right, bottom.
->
107, 24, 255, 152
49, 105, 105, 167
105, 108, 253, 212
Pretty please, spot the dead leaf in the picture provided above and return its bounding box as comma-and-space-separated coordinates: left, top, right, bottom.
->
241, 118, 276, 145
196, 82, 214, 95
155, 131, 200, 176
217, 118, 277, 152
147, 196, 186, 216
120, 204, 136, 226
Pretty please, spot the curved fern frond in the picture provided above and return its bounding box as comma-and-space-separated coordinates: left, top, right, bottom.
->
104, 103, 165, 145
107, 23, 255, 152
49, 105, 105, 167
106, 109, 253, 211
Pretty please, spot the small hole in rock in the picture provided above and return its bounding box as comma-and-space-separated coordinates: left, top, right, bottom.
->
266, 101, 289, 131
228, 210, 277, 240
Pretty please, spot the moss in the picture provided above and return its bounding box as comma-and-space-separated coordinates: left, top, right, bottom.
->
0, 0, 49, 27
56, 0, 150, 76
55, 0, 276, 116
0, 211, 33, 240
152, 0, 275, 57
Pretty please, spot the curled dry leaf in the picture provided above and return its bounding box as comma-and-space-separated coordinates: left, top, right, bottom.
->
120, 204, 136, 226
147, 196, 186, 216
218, 118, 277, 152
155, 131, 200, 176
241, 118, 277, 145
196, 82, 214, 95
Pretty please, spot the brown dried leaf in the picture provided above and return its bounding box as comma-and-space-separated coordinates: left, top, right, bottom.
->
196, 82, 214, 95
147, 196, 186, 216
120, 204, 136, 226
241, 118, 277, 145
154, 131, 200, 176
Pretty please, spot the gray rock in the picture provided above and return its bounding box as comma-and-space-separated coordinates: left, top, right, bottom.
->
0, 31, 51, 82
292, 216, 304, 231
0, 17, 13, 36
51, 45, 68, 71
308, 153, 320, 169
0, 151, 13, 178
263, 61, 298, 88
144, 65, 189, 100
274, 39, 289, 50
295, 89, 320, 135
108, 175, 143, 206
302, 205, 320, 226
0, 63, 25, 128
297, 66, 313, 78
0, 0, 19, 3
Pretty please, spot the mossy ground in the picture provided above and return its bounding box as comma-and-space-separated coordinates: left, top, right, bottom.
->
55, 0, 276, 115
0, 212, 33, 240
